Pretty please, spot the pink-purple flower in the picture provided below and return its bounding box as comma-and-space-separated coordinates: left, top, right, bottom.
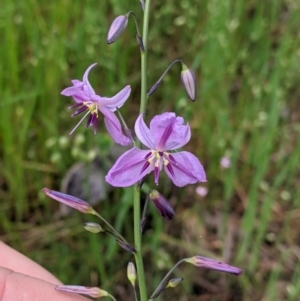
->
105, 112, 206, 187
61, 63, 131, 146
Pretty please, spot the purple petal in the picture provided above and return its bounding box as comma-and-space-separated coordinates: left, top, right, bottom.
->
105, 148, 154, 187
135, 114, 155, 149
82, 63, 97, 95
99, 85, 131, 111
149, 112, 191, 150
164, 151, 206, 187
100, 107, 131, 146
61, 86, 90, 102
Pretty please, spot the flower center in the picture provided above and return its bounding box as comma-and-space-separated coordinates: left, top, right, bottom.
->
84, 102, 99, 117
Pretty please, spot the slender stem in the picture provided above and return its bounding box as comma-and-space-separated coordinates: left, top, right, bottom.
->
132, 285, 139, 301
139, 0, 151, 116
94, 212, 128, 244
133, 2, 151, 301
133, 186, 147, 301
149, 258, 186, 300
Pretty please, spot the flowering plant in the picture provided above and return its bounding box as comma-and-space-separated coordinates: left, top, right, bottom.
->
44, 1, 242, 300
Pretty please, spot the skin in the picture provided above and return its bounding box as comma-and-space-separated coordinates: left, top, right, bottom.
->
0, 242, 89, 301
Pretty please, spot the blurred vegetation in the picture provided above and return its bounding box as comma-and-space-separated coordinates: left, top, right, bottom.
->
1, 0, 300, 300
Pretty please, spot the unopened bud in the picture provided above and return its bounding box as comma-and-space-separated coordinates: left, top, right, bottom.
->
107, 14, 128, 44
185, 256, 242, 275
136, 34, 145, 51
166, 277, 183, 288
43, 188, 95, 214
149, 190, 175, 220
56, 285, 109, 298
116, 239, 137, 253
180, 64, 197, 101
84, 222, 103, 233
127, 262, 137, 286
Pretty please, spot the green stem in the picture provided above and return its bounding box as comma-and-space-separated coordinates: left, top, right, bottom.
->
139, 0, 151, 116
133, 2, 151, 301
149, 258, 186, 300
94, 212, 128, 244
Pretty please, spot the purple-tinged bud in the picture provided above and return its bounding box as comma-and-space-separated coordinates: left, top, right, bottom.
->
147, 81, 161, 96
84, 222, 104, 233
181, 63, 197, 101
56, 285, 109, 298
116, 239, 137, 253
149, 190, 175, 220
166, 277, 183, 288
43, 188, 95, 214
185, 256, 242, 276
136, 34, 145, 51
127, 262, 137, 286
107, 15, 128, 44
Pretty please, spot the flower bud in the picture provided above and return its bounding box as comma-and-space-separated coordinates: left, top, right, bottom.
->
166, 277, 183, 288
180, 63, 197, 101
107, 15, 128, 44
84, 222, 104, 233
149, 190, 175, 220
43, 188, 95, 214
185, 256, 242, 275
56, 285, 109, 298
127, 262, 137, 286
116, 239, 137, 253
136, 34, 145, 51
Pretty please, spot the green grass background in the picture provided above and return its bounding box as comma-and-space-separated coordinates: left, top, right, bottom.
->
1, 0, 300, 300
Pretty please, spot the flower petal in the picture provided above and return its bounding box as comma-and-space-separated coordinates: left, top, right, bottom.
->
100, 107, 131, 146
135, 114, 155, 149
164, 151, 206, 187
83, 63, 97, 95
61, 86, 90, 102
106, 148, 153, 187
99, 85, 131, 111
149, 112, 191, 150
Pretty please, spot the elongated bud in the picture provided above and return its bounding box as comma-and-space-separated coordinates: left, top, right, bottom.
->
149, 190, 175, 220
185, 256, 242, 275
107, 14, 128, 44
84, 222, 104, 233
56, 285, 109, 298
43, 188, 95, 214
136, 34, 145, 51
181, 63, 197, 101
166, 277, 183, 288
127, 262, 137, 286
116, 239, 137, 253
147, 81, 161, 96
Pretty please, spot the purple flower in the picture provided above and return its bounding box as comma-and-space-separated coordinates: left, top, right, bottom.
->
106, 112, 206, 187
61, 63, 131, 146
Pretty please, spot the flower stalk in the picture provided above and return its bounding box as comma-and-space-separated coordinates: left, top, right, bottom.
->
132, 2, 152, 301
